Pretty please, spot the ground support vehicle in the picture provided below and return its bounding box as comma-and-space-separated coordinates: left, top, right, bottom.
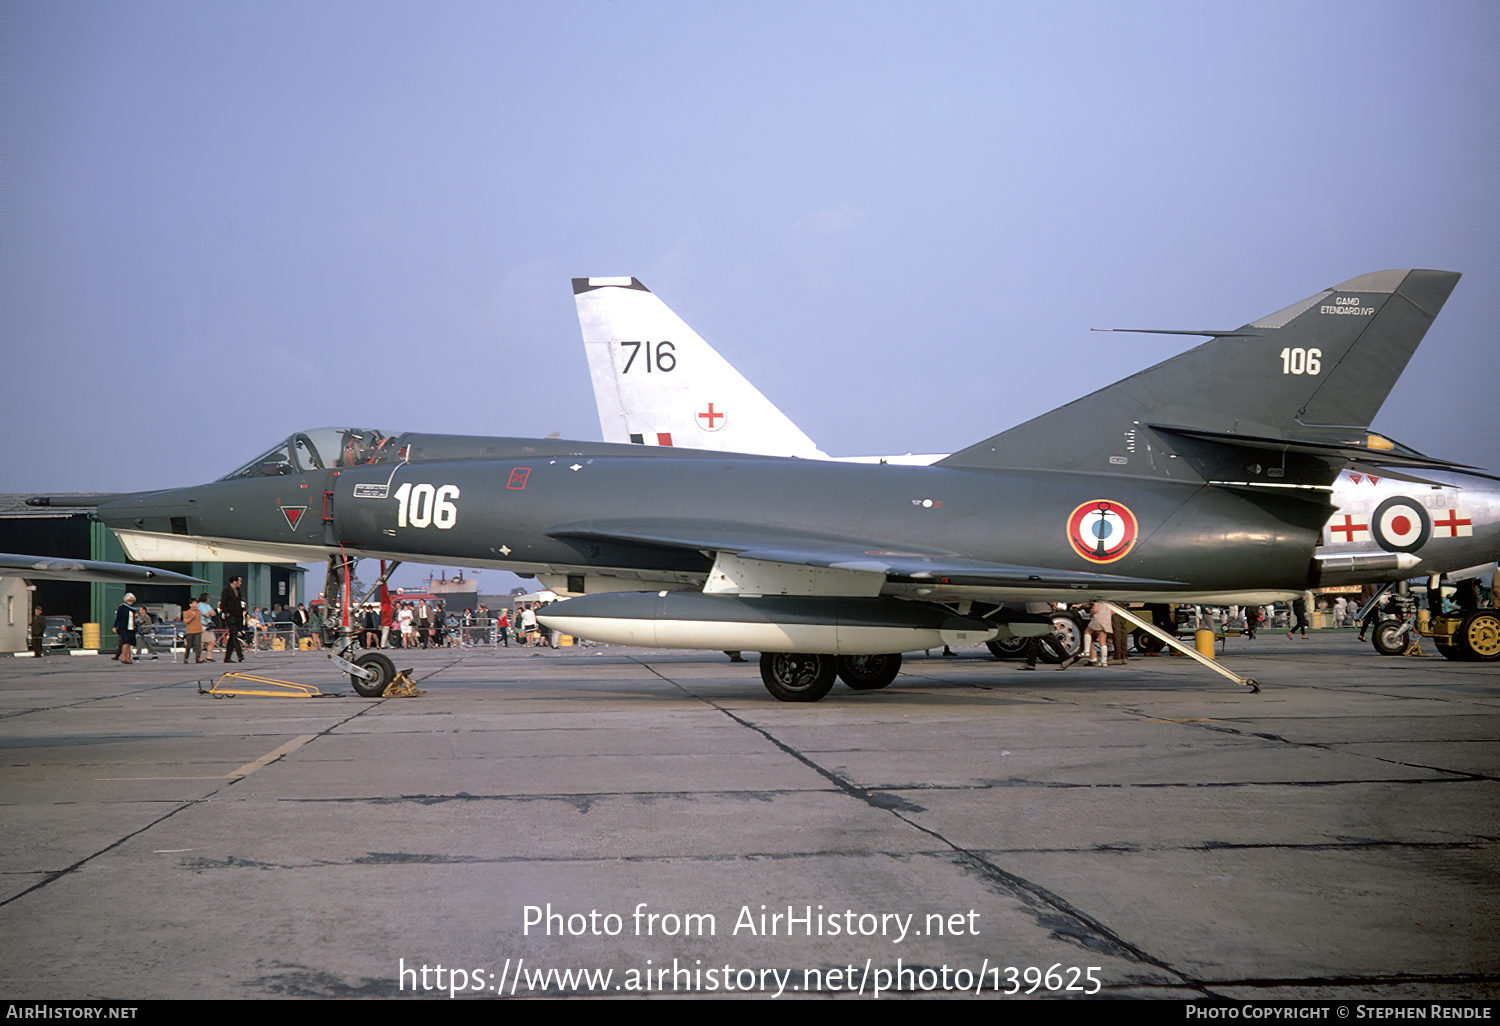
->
1364, 583, 1500, 661
1418, 610, 1500, 662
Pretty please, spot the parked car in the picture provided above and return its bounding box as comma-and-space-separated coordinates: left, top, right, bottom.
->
42, 615, 81, 651
138, 621, 186, 650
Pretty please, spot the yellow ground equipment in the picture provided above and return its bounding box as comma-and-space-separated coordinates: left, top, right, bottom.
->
199, 669, 426, 699
381, 670, 426, 698
1424, 611, 1500, 662
200, 672, 339, 699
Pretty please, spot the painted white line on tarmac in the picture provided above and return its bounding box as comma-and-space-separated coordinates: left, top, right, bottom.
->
227, 734, 319, 779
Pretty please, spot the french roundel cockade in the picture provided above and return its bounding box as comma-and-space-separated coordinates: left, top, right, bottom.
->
1370, 496, 1431, 553
1066, 500, 1140, 564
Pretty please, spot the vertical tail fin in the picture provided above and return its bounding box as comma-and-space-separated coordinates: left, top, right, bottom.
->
572, 277, 827, 459
939, 269, 1461, 472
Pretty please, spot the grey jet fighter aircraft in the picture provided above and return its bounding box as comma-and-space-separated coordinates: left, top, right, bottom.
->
68, 269, 1500, 699
573, 275, 1500, 656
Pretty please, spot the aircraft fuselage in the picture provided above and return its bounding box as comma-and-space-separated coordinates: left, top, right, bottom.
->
96, 441, 1500, 606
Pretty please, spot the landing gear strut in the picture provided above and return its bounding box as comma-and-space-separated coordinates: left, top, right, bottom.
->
322, 554, 406, 696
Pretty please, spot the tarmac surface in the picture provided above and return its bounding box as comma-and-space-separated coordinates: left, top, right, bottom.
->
1, 633, 1496, 1000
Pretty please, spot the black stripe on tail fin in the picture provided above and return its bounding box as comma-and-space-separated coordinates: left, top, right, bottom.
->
938, 269, 1460, 473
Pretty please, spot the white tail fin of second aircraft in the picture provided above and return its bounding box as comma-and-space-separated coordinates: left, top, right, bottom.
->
573, 277, 942, 464
573, 277, 828, 459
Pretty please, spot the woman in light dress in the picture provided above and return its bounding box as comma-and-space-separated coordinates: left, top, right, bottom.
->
398, 602, 415, 648
1084, 602, 1113, 666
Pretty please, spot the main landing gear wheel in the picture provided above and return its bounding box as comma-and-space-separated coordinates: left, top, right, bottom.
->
351, 652, 396, 697
836, 653, 902, 690
1456, 611, 1500, 662
760, 653, 837, 702
1038, 613, 1084, 664
1372, 620, 1407, 656
986, 637, 1026, 660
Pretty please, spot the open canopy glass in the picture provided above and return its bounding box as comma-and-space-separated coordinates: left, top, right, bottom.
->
219, 427, 402, 480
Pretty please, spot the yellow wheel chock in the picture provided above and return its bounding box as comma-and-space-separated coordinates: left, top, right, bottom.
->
381, 671, 426, 698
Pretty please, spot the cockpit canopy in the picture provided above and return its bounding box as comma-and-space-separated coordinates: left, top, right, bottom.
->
220, 427, 404, 480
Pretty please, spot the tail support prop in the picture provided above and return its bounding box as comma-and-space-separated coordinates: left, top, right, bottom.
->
1099, 602, 1259, 692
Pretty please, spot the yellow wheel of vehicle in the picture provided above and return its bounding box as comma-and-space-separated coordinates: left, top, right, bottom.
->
1457, 612, 1500, 662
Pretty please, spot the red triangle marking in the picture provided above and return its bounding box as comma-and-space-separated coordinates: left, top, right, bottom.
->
281, 506, 308, 530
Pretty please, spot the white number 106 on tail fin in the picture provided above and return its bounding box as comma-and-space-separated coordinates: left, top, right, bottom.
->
1280, 347, 1321, 374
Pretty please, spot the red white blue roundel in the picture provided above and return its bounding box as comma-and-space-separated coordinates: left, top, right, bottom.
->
1067, 499, 1140, 563
1371, 496, 1430, 553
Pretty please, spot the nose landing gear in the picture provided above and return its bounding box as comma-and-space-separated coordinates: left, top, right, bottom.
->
323, 554, 408, 695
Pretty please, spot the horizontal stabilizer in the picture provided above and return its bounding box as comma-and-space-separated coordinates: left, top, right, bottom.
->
1092, 328, 1261, 337
1149, 425, 1485, 473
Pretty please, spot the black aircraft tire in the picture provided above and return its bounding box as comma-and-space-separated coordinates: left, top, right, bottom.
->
837, 654, 902, 690
760, 653, 837, 702
986, 638, 1026, 660
1133, 630, 1165, 655
1038, 613, 1083, 664
351, 652, 396, 697
1456, 611, 1500, 662
1372, 620, 1407, 657
1435, 641, 1465, 662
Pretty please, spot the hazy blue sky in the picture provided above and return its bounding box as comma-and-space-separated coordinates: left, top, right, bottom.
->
3, 1, 1495, 592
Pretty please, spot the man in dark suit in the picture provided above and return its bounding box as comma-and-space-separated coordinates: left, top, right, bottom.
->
220, 576, 246, 663
31, 605, 46, 658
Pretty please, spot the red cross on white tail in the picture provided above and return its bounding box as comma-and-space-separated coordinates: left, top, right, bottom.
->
696, 403, 726, 431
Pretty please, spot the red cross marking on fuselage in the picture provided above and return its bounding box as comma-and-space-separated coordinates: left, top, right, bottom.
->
1432, 509, 1472, 537
698, 403, 724, 427
1329, 514, 1368, 542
